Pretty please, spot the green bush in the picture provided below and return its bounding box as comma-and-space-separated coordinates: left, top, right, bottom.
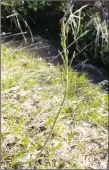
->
1, 1, 66, 31
1, 0, 51, 30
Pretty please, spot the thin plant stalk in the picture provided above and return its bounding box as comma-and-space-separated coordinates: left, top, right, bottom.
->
10, 20, 70, 168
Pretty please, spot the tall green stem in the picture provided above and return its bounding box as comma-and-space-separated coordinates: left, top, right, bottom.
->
14, 20, 69, 168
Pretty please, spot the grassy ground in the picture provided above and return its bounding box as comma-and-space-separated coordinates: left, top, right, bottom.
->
1, 44, 108, 169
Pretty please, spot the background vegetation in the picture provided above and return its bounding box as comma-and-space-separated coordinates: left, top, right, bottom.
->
1, 0, 108, 67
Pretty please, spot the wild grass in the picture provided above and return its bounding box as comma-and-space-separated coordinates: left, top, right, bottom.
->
2, 35, 108, 169
62, 2, 109, 67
